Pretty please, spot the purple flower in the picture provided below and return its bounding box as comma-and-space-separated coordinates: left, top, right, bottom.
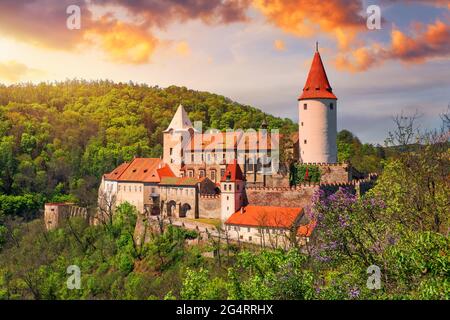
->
349, 287, 360, 299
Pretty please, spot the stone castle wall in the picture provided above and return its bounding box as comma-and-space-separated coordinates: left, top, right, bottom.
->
44, 203, 92, 231
246, 184, 319, 208
198, 194, 221, 219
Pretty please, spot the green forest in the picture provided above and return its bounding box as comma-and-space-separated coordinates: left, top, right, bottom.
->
0, 81, 448, 300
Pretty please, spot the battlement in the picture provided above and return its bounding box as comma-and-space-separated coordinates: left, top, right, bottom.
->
302, 162, 349, 167
200, 194, 221, 199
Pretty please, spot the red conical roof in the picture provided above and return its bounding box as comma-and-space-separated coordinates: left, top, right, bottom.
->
221, 160, 245, 182
298, 50, 337, 100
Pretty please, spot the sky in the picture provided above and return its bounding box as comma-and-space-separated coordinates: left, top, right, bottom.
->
0, 0, 449, 144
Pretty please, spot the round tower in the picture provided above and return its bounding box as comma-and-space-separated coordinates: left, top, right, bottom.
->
298, 45, 337, 164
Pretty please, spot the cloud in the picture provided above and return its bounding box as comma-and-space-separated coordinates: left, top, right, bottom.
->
0, 0, 251, 64
85, 17, 159, 64
273, 39, 286, 51
335, 19, 450, 72
253, 0, 366, 50
0, 61, 44, 82
175, 41, 191, 57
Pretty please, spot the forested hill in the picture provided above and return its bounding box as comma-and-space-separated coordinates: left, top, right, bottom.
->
0, 80, 297, 208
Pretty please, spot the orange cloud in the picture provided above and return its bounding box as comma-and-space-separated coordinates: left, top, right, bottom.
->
253, 0, 365, 50
0, 61, 43, 82
85, 19, 158, 64
335, 19, 450, 72
273, 39, 286, 51
0, 0, 251, 64
175, 41, 191, 57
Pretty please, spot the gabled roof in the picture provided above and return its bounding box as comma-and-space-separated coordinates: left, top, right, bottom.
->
299, 50, 337, 100
221, 160, 245, 182
104, 158, 174, 183
164, 104, 194, 132
225, 205, 303, 229
104, 162, 130, 180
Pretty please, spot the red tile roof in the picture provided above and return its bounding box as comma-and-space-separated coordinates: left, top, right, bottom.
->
221, 159, 245, 182
104, 158, 174, 183
104, 162, 130, 180
297, 220, 316, 237
299, 50, 337, 100
225, 205, 303, 228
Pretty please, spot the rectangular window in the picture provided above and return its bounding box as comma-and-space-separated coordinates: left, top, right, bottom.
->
211, 170, 216, 181
170, 148, 173, 155
249, 236, 252, 241
304, 139, 307, 144
304, 103, 307, 110
247, 227, 250, 232
330, 103, 334, 110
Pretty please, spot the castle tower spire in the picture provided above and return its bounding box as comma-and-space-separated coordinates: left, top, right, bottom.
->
298, 47, 338, 164
164, 104, 193, 132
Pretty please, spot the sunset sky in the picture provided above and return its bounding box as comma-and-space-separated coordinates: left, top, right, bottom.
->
0, 0, 449, 143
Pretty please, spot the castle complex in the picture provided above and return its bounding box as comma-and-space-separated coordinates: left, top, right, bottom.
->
45, 48, 377, 247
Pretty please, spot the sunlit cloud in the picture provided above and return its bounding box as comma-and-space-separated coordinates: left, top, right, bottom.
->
0, 61, 44, 82
273, 39, 286, 51
175, 41, 191, 57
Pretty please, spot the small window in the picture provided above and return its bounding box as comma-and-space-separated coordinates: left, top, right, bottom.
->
240, 235, 243, 240
224, 184, 227, 191
247, 227, 250, 232
330, 103, 334, 110
301, 122, 304, 126
227, 196, 229, 200
303, 103, 307, 110
304, 139, 307, 144
249, 236, 252, 241
169, 148, 173, 155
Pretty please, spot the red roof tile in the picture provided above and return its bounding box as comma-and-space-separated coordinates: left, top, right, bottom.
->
297, 220, 316, 237
221, 159, 245, 182
105, 158, 172, 183
299, 50, 337, 100
225, 205, 303, 228
104, 162, 130, 180
156, 164, 175, 179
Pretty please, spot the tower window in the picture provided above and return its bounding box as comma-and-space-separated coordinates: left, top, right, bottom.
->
303, 103, 307, 110
169, 148, 173, 155
304, 139, 307, 144
330, 103, 334, 110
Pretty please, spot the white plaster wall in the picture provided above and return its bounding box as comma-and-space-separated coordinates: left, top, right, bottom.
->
298, 98, 337, 163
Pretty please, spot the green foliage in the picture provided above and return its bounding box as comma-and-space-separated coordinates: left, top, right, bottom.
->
337, 129, 386, 173
180, 268, 225, 300
290, 164, 321, 185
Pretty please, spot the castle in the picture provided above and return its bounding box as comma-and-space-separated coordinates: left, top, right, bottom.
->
45, 48, 376, 248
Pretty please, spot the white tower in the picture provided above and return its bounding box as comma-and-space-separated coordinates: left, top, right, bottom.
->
298, 45, 338, 164
220, 160, 245, 222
